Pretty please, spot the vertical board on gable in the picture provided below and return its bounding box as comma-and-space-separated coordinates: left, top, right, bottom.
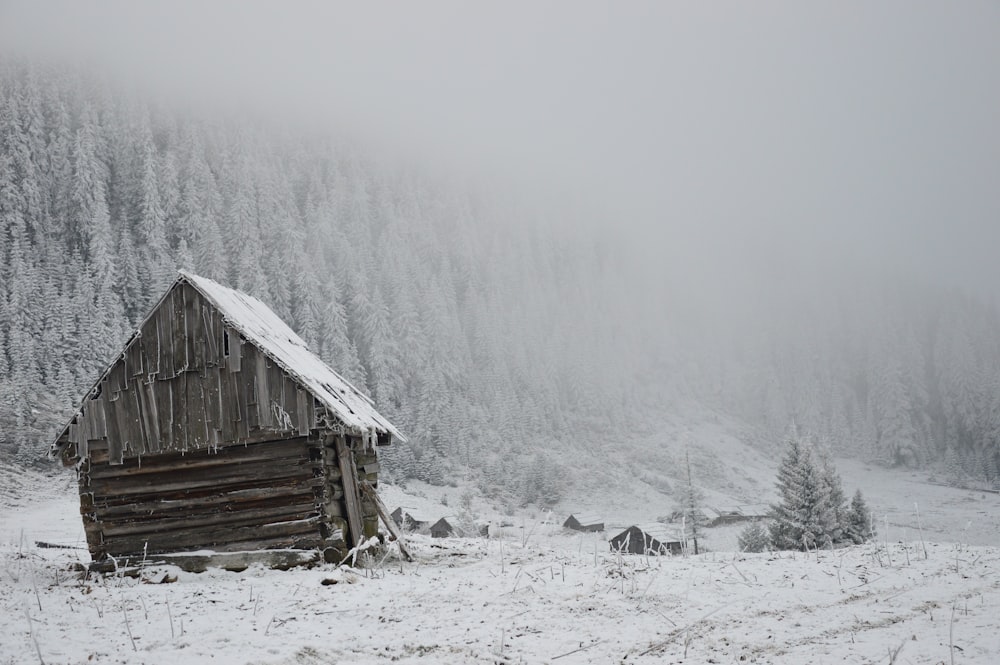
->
243, 348, 259, 431
256, 351, 273, 429
140, 379, 161, 454
125, 386, 144, 460
111, 389, 130, 460
202, 303, 218, 366
157, 303, 174, 379
175, 372, 189, 450
220, 366, 236, 443
91, 396, 108, 440
230, 370, 249, 441
140, 324, 159, 376
227, 327, 242, 372
296, 389, 311, 436
126, 337, 143, 377
186, 373, 208, 448
268, 360, 286, 429
156, 376, 174, 451
108, 360, 125, 397
282, 375, 298, 433
184, 285, 204, 372
171, 286, 187, 373
203, 366, 222, 429
104, 390, 121, 449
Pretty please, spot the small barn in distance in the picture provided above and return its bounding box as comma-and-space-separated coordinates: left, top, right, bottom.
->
563, 513, 605, 533
610, 524, 683, 555
430, 517, 454, 538
402, 510, 431, 531
50, 271, 405, 570
390, 507, 404, 527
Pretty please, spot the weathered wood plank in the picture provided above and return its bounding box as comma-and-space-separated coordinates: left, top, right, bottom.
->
157, 306, 174, 379
256, 352, 273, 429
186, 372, 208, 448
126, 336, 144, 377
140, 379, 161, 454
89, 452, 312, 492
184, 284, 202, 371
94, 483, 320, 520
169, 373, 187, 450
99, 516, 323, 557
92, 476, 325, 510
86, 436, 310, 478
296, 388, 310, 436
226, 327, 241, 373
335, 435, 364, 547
140, 323, 159, 376
88, 462, 312, 498
202, 304, 219, 366
92, 395, 108, 440
243, 348, 259, 431
172, 285, 188, 373
100, 502, 319, 538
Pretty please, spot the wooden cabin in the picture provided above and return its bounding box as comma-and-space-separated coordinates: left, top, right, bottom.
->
50, 271, 405, 570
609, 524, 683, 555
402, 510, 430, 531
430, 517, 453, 538
563, 512, 605, 533
390, 507, 404, 527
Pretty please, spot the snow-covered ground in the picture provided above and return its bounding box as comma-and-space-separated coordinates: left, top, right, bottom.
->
3, 462, 1000, 664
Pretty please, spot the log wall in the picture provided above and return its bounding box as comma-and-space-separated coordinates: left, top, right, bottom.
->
78, 432, 380, 563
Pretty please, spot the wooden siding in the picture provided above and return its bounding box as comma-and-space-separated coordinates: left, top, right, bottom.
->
65, 282, 317, 464
80, 436, 325, 559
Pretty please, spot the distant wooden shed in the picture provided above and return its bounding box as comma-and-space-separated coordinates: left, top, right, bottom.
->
50, 271, 405, 570
430, 517, 454, 538
390, 507, 404, 527
403, 510, 431, 531
563, 513, 605, 532
609, 524, 683, 555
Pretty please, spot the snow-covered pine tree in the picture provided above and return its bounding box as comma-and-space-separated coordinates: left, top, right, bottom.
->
737, 521, 770, 553
769, 435, 840, 550
844, 489, 874, 544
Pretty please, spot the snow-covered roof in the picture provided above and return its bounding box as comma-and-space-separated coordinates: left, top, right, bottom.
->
628, 523, 684, 543
403, 510, 432, 524
566, 513, 604, 527
179, 271, 404, 442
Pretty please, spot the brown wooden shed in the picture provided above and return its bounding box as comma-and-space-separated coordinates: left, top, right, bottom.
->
50, 271, 405, 570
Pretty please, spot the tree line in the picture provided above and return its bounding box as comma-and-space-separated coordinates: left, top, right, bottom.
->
2, 59, 998, 503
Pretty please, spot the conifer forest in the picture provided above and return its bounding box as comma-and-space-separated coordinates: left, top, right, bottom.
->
2, 61, 1000, 500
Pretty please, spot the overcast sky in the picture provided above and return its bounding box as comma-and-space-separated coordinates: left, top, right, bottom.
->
3, 0, 999, 298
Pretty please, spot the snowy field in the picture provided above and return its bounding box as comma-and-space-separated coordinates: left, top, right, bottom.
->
3, 463, 1000, 664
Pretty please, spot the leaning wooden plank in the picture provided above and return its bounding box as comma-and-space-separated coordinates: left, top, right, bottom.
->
334, 435, 365, 547
360, 480, 412, 561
